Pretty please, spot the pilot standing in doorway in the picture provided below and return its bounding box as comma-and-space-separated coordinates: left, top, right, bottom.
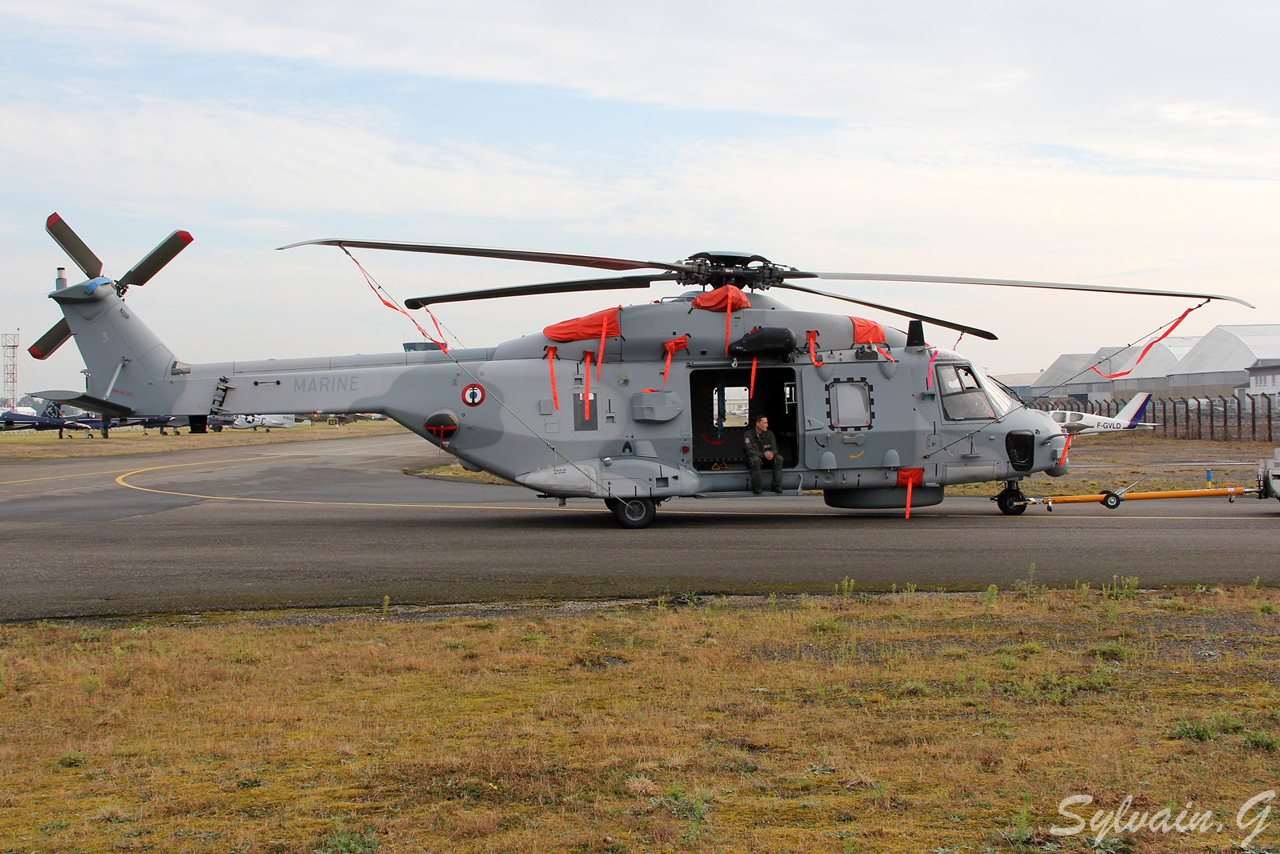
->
744, 415, 785, 494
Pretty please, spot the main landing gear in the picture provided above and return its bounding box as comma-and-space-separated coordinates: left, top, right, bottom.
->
994, 482, 1028, 516
605, 496, 657, 529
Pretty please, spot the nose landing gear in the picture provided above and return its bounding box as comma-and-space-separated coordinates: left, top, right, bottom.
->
994, 483, 1028, 516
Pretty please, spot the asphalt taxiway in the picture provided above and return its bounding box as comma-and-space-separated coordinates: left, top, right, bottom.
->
1, 433, 1276, 619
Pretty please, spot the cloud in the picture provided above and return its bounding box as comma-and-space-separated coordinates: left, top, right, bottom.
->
2, 0, 1277, 388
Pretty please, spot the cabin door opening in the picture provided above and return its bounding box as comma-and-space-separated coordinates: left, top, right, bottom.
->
689, 367, 797, 472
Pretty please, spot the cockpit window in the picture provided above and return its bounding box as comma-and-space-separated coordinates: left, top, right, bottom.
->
982, 375, 1018, 417
936, 364, 997, 420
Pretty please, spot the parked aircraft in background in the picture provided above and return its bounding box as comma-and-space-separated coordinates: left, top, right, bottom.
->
231, 414, 296, 431
1, 400, 175, 437
1, 401, 66, 431
1050, 393, 1154, 436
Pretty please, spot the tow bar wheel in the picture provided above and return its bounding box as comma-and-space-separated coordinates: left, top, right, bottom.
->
610, 496, 656, 529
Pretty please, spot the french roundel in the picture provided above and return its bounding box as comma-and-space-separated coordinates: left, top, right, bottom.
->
462, 383, 486, 406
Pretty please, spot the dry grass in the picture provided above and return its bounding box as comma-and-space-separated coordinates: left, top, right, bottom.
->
0, 420, 410, 462
3, 587, 1279, 853
404, 462, 514, 485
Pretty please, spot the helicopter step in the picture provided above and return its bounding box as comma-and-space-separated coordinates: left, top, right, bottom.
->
692, 486, 805, 499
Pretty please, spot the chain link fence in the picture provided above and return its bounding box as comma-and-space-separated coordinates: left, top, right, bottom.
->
1029, 395, 1278, 442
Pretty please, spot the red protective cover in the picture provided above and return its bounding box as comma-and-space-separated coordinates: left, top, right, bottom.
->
691, 286, 751, 312
896, 468, 924, 487
543, 307, 621, 342
851, 316, 886, 344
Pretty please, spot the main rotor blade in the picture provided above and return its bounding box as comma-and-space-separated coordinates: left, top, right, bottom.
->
281, 238, 692, 274
774, 281, 999, 341
28, 319, 72, 360
405, 274, 671, 309
45, 213, 103, 279
117, 230, 194, 287
798, 271, 1255, 308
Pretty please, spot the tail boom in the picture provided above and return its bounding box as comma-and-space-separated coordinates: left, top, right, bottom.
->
41, 277, 477, 432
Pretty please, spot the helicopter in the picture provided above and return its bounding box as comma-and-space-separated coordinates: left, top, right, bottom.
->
28, 213, 1252, 528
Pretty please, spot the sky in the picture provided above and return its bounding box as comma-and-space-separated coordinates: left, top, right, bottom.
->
3, 0, 1277, 399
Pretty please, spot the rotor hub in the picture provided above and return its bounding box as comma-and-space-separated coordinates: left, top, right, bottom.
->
680, 252, 790, 291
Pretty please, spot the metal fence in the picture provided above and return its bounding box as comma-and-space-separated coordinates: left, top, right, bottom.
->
1029, 396, 1278, 442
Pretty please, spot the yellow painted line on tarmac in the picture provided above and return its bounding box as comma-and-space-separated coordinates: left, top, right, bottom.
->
110, 460, 1276, 520
113, 460, 830, 517
1, 455, 267, 486
113, 460, 601, 513
1, 468, 142, 486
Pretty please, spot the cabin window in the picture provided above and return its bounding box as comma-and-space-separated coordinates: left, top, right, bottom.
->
573, 393, 598, 431
829, 380, 871, 429
712, 385, 750, 429
936, 364, 996, 421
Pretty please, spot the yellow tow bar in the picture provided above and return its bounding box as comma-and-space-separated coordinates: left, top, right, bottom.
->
1026, 477, 1259, 511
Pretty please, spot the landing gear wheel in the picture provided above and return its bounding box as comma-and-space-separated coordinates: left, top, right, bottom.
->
995, 488, 1027, 516
1101, 491, 1122, 510
611, 497, 656, 529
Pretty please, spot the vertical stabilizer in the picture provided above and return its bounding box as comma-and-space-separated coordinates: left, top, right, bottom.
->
50, 281, 180, 415
1117, 393, 1152, 428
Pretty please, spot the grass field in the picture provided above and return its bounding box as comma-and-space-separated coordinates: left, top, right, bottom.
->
3, 586, 1278, 853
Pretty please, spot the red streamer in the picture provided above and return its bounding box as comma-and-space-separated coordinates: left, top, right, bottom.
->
345, 250, 448, 351
660, 336, 688, 390
806, 331, 824, 367
1090, 303, 1203, 379
896, 468, 924, 520
545, 346, 559, 411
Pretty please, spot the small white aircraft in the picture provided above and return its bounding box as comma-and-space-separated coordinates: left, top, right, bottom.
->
230, 414, 296, 431
1050, 393, 1154, 436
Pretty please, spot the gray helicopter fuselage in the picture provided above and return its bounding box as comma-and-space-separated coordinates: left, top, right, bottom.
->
47, 280, 1066, 511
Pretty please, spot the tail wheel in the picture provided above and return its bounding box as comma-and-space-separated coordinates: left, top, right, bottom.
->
995, 488, 1027, 516
610, 497, 656, 529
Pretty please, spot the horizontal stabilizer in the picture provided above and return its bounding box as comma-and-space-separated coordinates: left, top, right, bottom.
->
33, 390, 135, 417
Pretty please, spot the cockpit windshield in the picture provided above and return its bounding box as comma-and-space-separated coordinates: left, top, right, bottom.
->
935, 363, 1001, 420
982, 374, 1019, 417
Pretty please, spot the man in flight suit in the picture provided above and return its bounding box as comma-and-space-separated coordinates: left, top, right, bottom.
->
744, 415, 785, 494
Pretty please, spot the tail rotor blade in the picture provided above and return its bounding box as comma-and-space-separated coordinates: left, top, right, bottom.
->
118, 230, 194, 287
28, 318, 72, 360
45, 213, 103, 279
